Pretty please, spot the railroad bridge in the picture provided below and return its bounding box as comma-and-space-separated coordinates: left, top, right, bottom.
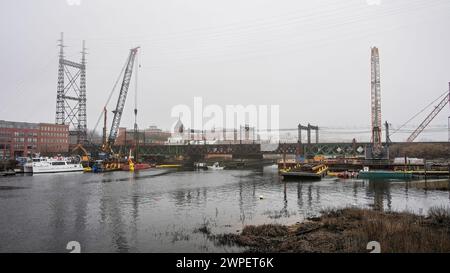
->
80, 142, 448, 160
122, 142, 369, 158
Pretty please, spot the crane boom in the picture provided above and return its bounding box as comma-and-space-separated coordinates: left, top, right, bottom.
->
105, 47, 139, 151
407, 90, 449, 142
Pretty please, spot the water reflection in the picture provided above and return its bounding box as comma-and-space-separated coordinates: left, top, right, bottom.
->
0, 167, 448, 252
99, 179, 129, 252
366, 181, 392, 211
297, 183, 303, 208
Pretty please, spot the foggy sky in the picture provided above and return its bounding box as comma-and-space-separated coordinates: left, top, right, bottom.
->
1, 0, 449, 142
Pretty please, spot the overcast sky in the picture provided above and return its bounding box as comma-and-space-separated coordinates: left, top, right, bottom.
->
0, 0, 449, 142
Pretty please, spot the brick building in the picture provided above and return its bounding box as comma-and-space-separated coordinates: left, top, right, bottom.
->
0, 120, 69, 159
38, 123, 70, 154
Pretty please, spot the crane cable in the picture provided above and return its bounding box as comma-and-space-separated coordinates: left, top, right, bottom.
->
89, 56, 129, 142
389, 90, 449, 137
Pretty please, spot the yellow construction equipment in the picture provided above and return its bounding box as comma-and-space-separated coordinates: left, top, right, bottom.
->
71, 144, 90, 162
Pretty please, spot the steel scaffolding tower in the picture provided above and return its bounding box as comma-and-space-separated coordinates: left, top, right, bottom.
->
370, 47, 382, 156
55, 32, 87, 144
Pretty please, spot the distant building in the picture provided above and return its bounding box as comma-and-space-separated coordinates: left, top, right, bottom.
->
114, 126, 171, 146
144, 126, 171, 144
0, 120, 69, 159
167, 119, 258, 144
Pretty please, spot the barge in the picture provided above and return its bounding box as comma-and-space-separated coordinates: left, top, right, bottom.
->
279, 163, 328, 181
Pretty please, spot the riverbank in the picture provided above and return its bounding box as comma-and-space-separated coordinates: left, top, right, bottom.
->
210, 207, 450, 253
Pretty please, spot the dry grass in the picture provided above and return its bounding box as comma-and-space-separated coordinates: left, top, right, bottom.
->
241, 224, 289, 237
212, 207, 450, 253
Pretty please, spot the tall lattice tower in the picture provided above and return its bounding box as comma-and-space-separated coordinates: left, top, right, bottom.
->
370, 47, 382, 155
55, 32, 87, 144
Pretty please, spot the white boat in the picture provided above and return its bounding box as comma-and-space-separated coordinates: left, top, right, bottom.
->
24, 157, 84, 174
207, 162, 225, 170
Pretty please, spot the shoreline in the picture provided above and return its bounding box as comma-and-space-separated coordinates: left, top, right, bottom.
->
208, 207, 450, 253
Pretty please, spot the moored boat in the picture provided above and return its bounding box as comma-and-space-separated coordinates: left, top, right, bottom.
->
280, 163, 328, 180
358, 170, 413, 180
207, 162, 224, 170
24, 157, 84, 174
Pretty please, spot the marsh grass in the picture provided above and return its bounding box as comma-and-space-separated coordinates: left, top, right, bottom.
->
212, 207, 450, 253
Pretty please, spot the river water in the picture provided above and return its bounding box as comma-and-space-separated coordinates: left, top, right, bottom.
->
0, 166, 449, 253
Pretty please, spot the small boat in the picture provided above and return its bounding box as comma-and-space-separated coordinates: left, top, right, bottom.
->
24, 157, 84, 174
280, 163, 328, 180
207, 162, 224, 170
358, 170, 413, 180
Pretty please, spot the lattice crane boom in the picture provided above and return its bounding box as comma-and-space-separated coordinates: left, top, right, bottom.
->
104, 47, 139, 152
370, 47, 383, 157
406, 89, 449, 142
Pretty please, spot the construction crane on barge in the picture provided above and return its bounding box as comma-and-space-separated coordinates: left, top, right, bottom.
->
102, 46, 140, 155
406, 83, 450, 142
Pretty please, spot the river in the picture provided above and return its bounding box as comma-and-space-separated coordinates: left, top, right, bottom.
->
0, 166, 449, 252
